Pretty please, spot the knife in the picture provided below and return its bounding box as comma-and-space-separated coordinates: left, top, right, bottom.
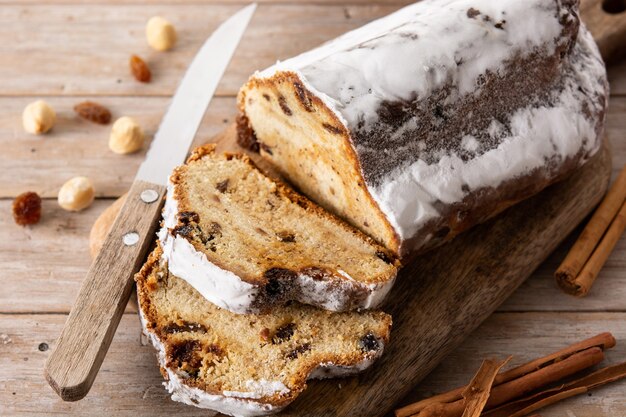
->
44, 3, 257, 401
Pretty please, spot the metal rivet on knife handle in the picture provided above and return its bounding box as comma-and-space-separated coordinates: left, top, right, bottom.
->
123, 232, 140, 246
140, 189, 159, 203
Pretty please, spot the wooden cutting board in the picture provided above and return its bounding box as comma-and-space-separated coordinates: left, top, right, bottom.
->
86, 1, 624, 415
212, 128, 612, 417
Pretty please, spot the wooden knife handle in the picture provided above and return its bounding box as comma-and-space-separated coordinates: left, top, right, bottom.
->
581, 0, 626, 63
44, 180, 166, 401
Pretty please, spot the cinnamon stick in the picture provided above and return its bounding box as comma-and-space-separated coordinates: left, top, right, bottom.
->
571, 200, 626, 296
556, 164, 626, 296
460, 357, 510, 417
483, 361, 626, 417
395, 333, 615, 417
407, 347, 605, 417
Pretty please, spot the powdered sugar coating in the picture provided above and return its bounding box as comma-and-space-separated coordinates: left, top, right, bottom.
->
223, 380, 290, 400
253, 0, 607, 248
138, 289, 386, 416
160, 184, 260, 314
370, 26, 606, 241
160, 181, 396, 313
262, 0, 566, 127
138, 307, 281, 417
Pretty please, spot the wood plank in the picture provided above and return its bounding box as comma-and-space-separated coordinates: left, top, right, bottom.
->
1, 4, 624, 98
394, 312, 626, 417
2, 95, 625, 199
0, 96, 237, 198
2, 312, 625, 416
0, 199, 137, 314
499, 221, 626, 312
0, 4, 395, 97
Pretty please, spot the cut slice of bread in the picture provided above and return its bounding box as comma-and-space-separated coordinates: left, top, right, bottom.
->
137, 245, 392, 416
159, 144, 399, 314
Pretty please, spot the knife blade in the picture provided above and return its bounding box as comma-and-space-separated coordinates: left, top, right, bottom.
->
137, 3, 256, 185
44, 4, 257, 402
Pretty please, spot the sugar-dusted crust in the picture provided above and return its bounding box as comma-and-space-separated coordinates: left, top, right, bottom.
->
160, 144, 399, 314
135, 245, 392, 416
238, 0, 608, 258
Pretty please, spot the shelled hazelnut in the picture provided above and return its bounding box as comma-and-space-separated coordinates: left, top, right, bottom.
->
58, 177, 95, 212
146, 16, 177, 51
22, 100, 56, 134
109, 116, 144, 154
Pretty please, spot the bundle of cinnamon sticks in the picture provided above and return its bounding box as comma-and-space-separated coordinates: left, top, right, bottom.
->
556, 165, 626, 296
395, 333, 626, 417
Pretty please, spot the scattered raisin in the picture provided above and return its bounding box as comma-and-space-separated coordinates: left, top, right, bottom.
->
236, 113, 259, 152
375, 251, 394, 265
286, 343, 311, 360
216, 179, 229, 193
172, 224, 195, 238
322, 123, 343, 135
130, 55, 151, 83
359, 332, 380, 352
163, 321, 207, 334
276, 231, 295, 243
264, 268, 296, 298
206, 343, 224, 357
272, 323, 296, 344
169, 340, 202, 370
260, 143, 273, 155
278, 95, 292, 116
74, 101, 112, 124
12, 192, 42, 226
293, 81, 313, 112
178, 211, 200, 224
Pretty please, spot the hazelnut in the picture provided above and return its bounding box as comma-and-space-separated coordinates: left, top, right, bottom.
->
58, 176, 95, 212
146, 16, 177, 51
22, 100, 56, 134
109, 116, 144, 154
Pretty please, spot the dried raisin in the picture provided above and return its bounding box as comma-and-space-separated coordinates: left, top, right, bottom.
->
130, 55, 151, 83
13, 191, 42, 226
74, 101, 112, 124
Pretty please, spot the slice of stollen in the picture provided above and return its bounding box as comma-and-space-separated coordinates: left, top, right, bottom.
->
136, 245, 392, 416
159, 144, 399, 314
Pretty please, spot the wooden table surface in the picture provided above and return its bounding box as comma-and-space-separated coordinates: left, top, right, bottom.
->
1, 1, 625, 416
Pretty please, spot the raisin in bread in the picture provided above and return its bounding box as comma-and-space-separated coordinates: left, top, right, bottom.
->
237, 0, 608, 257
159, 144, 398, 314
136, 245, 392, 416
